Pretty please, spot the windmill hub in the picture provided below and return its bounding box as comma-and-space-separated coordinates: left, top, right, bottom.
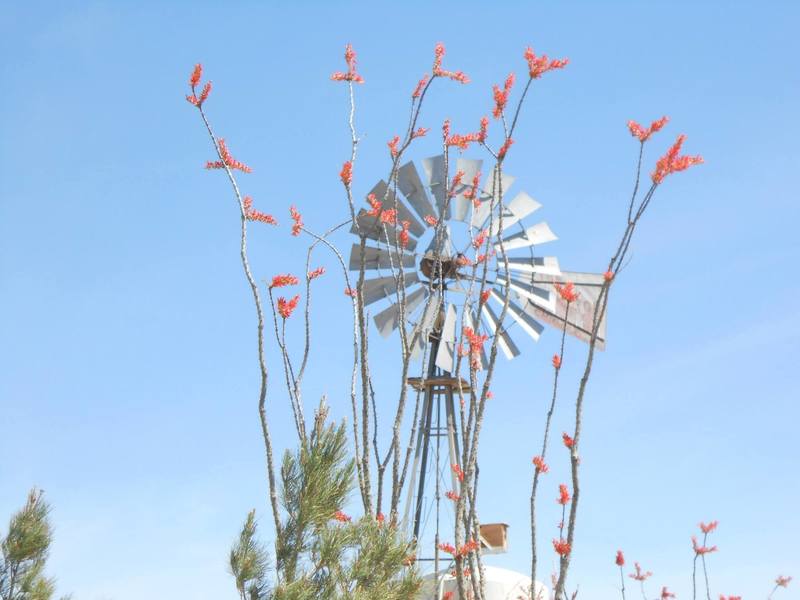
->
419, 254, 462, 282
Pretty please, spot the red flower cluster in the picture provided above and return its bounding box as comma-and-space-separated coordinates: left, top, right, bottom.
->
776, 575, 792, 587
557, 483, 571, 505
332, 510, 351, 523
387, 135, 400, 158
462, 326, 488, 370
438, 540, 479, 558
692, 535, 718, 555
552, 354, 562, 369
432, 42, 469, 83
412, 127, 429, 139
412, 74, 429, 99
651, 134, 703, 184
270, 274, 299, 288
497, 137, 514, 159
630, 562, 653, 582
616, 550, 625, 566
628, 116, 669, 142
524, 46, 569, 79
451, 463, 465, 482
340, 161, 353, 186
443, 119, 486, 150
438, 542, 456, 555
308, 267, 325, 280
555, 281, 579, 303
475, 250, 495, 264
448, 170, 465, 198
376, 512, 385, 523
480, 289, 490, 304
699, 520, 719, 534
661, 587, 675, 599
186, 63, 212, 107
445, 490, 460, 502
290, 205, 303, 236
493, 73, 516, 119
553, 539, 571, 556
424, 214, 438, 227
206, 138, 252, 173
277, 295, 300, 319
330, 43, 364, 84
472, 228, 489, 250
344, 287, 357, 298
719, 596, 741, 600
562, 432, 574, 448
399, 220, 411, 248
532, 455, 549, 473
366, 194, 382, 217
604, 270, 614, 282
243, 196, 277, 226
462, 171, 482, 207
379, 208, 397, 226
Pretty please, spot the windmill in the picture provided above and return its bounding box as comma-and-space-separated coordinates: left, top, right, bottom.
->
348, 154, 607, 571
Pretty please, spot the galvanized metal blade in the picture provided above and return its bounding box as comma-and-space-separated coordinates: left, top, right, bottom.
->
435, 303, 459, 372
495, 221, 557, 251
472, 171, 516, 229
421, 155, 448, 219
451, 158, 483, 223
488, 191, 541, 235
397, 160, 438, 222
362, 272, 421, 306
489, 288, 544, 341
480, 301, 521, 360
373, 286, 427, 338
495, 272, 556, 312
410, 294, 441, 361
503, 256, 562, 276
348, 243, 417, 271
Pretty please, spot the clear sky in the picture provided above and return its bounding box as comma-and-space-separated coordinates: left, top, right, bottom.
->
1, 2, 798, 599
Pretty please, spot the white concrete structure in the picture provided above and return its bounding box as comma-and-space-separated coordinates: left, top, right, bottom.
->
417, 565, 549, 600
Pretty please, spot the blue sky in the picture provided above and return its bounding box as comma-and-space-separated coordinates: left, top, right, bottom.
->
1, 2, 798, 599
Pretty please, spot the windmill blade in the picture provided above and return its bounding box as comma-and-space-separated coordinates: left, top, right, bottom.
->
435, 302, 459, 372
451, 158, 483, 223
504, 256, 562, 276
362, 272, 421, 306
351, 209, 419, 252
410, 294, 441, 360
471, 171, 517, 229
495, 272, 556, 312
397, 160, 437, 222
495, 221, 557, 251
421, 155, 448, 219
373, 286, 428, 338
489, 289, 545, 341
521, 271, 608, 350
480, 302, 521, 360
368, 180, 425, 238
488, 191, 541, 235
348, 244, 417, 271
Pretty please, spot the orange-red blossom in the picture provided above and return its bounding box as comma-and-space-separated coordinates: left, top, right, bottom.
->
524, 46, 568, 79
630, 562, 653, 581
277, 295, 300, 319
330, 43, 364, 83
628, 116, 669, 142
651, 134, 703, 184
